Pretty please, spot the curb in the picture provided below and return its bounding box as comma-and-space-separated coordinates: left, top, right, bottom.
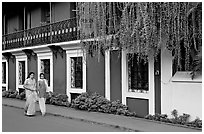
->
2, 104, 139, 132
125, 115, 202, 131
46, 101, 202, 131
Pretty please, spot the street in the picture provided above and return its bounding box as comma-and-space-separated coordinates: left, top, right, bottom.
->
2, 105, 124, 132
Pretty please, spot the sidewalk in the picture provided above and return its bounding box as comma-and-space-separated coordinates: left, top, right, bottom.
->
2, 98, 201, 132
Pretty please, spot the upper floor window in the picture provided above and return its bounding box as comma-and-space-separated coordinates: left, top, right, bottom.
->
41, 3, 50, 25
128, 54, 149, 93
70, 57, 83, 89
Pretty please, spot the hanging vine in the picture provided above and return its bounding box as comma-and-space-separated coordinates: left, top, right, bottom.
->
76, 2, 202, 70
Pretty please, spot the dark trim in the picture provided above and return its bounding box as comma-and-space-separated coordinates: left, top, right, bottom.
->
22, 49, 37, 60
2, 52, 15, 63
110, 50, 122, 101
48, 45, 64, 58
154, 52, 161, 114
126, 97, 149, 117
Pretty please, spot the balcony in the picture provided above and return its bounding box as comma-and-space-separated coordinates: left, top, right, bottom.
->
2, 18, 77, 50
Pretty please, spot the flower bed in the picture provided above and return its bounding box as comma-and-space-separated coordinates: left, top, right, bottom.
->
145, 109, 202, 129
2, 90, 202, 129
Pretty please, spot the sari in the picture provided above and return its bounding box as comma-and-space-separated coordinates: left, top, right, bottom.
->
23, 78, 37, 116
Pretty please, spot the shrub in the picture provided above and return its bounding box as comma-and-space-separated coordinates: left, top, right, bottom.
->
56, 94, 68, 102
8, 90, 18, 98
2, 90, 18, 98
177, 113, 190, 125
18, 91, 26, 100
71, 92, 89, 109
45, 92, 52, 104
145, 114, 154, 120
144, 110, 201, 129
48, 92, 69, 107
171, 109, 178, 119
187, 117, 202, 128
71, 92, 136, 117
2, 90, 9, 97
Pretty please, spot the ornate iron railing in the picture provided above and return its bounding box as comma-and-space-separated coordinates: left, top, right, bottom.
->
2, 18, 77, 50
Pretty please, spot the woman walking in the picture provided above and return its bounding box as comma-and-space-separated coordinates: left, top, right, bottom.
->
37, 73, 49, 116
23, 72, 37, 116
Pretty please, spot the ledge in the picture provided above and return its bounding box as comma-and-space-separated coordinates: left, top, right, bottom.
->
171, 71, 202, 83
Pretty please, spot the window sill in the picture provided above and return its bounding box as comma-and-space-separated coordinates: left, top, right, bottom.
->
171, 71, 202, 83
128, 89, 149, 94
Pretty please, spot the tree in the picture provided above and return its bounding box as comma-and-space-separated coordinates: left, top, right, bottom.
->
76, 2, 202, 76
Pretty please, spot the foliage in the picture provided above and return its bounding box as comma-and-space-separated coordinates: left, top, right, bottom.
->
145, 113, 169, 122
171, 109, 178, 118
48, 92, 69, 107
77, 2, 202, 72
145, 109, 201, 129
71, 92, 136, 117
187, 117, 202, 128
191, 46, 202, 79
2, 90, 18, 98
2, 90, 10, 98
16, 91, 26, 100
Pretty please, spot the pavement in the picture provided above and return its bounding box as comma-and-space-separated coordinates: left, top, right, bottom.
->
2, 98, 202, 132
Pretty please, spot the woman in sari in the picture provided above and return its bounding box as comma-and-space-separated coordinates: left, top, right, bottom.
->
37, 73, 49, 116
23, 72, 37, 116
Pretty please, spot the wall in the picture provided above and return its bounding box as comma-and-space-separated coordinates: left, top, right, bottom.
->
52, 2, 71, 22
161, 48, 174, 116
110, 50, 122, 101
53, 51, 66, 94
171, 81, 202, 121
8, 58, 16, 91
86, 54, 105, 96
27, 55, 38, 81
161, 47, 202, 121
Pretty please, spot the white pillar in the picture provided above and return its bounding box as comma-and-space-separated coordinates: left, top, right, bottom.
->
12, 51, 28, 92
33, 48, 53, 93
105, 50, 110, 100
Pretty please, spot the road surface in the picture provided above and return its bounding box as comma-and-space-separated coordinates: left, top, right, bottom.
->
2, 105, 125, 132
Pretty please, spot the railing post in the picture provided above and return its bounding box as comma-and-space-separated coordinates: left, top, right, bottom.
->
24, 6, 26, 46
50, 2, 52, 43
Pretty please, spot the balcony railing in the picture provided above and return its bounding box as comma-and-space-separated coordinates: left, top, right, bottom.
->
2, 18, 77, 50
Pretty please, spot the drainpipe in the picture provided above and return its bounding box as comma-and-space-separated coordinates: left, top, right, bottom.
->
3, 15, 6, 35
3, 14, 6, 50
24, 6, 26, 46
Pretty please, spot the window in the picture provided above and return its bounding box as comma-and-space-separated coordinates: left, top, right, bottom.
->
18, 61, 25, 85
128, 54, 148, 93
70, 57, 83, 89
40, 59, 50, 86
2, 62, 6, 84
41, 3, 50, 25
